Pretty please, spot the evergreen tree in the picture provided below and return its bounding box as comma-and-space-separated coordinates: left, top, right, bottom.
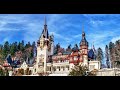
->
56, 43, 60, 54
21, 40, 25, 52
17, 41, 24, 52
32, 41, 35, 48
109, 42, 115, 68
66, 44, 72, 52
32, 41, 36, 57
10, 43, 15, 56
115, 40, 120, 60
27, 42, 31, 47
0, 68, 5, 76
105, 45, 110, 68
25, 42, 31, 49
18, 42, 21, 51
74, 44, 79, 49
3, 41, 10, 58
14, 42, 18, 52
68, 44, 71, 49
114, 40, 120, 68
96, 47, 104, 68
0, 45, 3, 60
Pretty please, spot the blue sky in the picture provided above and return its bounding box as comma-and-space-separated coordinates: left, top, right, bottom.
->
0, 14, 120, 57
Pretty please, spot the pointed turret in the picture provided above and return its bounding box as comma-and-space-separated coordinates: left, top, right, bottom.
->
92, 42, 96, 53
80, 25, 88, 47
44, 16, 47, 31
40, 16, 49, 39
88, 42, 96, 61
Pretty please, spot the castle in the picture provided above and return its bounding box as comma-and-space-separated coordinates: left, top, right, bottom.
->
2, 17, 100, 76
30, 17, 100, 75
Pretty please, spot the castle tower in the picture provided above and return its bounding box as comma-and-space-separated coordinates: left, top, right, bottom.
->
35, 17, 54, 74
80, 25, 89, 66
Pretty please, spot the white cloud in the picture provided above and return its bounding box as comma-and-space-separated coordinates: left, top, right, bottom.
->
111, 36, 120, 43
83, 14, 117, 19
73, 34, 81, 38
0, 15, 30, 32
89, 19, 103, 26
49, 31, 62, 38
0, 14, 120, 52
49, 31, 73, 44
86, 30, 117, 52
0, 27, 20, 31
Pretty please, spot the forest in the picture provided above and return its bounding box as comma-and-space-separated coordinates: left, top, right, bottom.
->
0, 40, 37, 64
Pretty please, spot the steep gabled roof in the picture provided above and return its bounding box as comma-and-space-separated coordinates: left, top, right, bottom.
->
40, 17, 49, 39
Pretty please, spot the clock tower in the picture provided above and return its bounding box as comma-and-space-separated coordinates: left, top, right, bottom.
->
34, 17, 54, 74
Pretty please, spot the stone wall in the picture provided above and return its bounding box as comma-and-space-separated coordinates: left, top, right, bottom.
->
96, 68, 120, 76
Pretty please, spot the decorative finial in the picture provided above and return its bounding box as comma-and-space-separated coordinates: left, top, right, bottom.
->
82, 23, 84, 33
82, 22, 85, 37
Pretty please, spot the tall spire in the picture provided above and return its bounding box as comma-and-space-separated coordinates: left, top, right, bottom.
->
80, 23, 88, 47
44, 16, 47, 31
82, 23, 85, 39
93, 41, 96, 53
40, 17, 49, 39
43, 16, 49, 39
44, 16, 47, 25
82, 23, 84, 33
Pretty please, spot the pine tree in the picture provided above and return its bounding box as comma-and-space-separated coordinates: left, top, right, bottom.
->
25, 42, 31, 49
96, 47, 104, 68
14, 42, 18, 52
66, 44, 72, 52
0, 45, 3, 60
32, 41, 36, 58
10, 43, 15, 56
27, 42, 31, 48
3, 41, 10, 58
105, 45, 110, 68
75, 44, 78, 49
68, 44, 71, 49
56, 43, 60, 54
109, 42, 115, 68
114, 40, 120, 68
17, 41, 25, 52
18, 42, 21, 51
20, 40, 25, 52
